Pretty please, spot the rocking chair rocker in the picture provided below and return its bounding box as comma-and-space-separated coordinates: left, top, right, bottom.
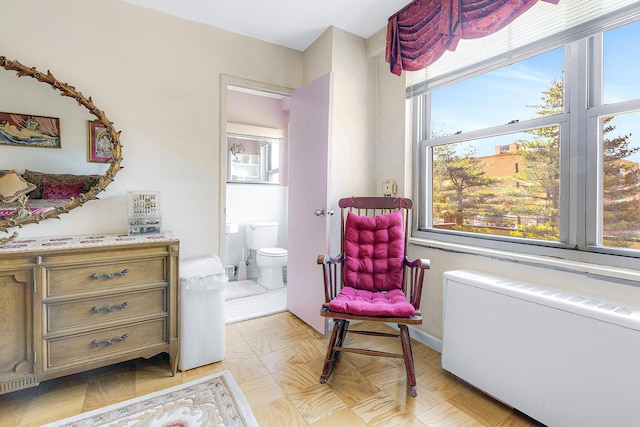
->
317, 196, 430, 397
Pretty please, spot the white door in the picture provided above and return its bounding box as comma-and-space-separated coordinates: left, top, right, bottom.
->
287, 72, 334, 334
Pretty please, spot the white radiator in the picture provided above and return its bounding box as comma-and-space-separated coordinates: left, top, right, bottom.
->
442, 270, 640, 427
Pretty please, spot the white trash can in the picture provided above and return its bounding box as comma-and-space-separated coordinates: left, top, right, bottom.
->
178, 254, 228, 371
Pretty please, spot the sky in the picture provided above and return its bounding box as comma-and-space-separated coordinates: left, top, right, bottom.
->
429, 19, 640, 163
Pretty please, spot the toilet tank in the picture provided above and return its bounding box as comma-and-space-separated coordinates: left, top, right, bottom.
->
246, 222, 278, 249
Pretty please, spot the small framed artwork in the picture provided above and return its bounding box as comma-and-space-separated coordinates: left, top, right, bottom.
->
88, 121, 114, 163
0, 111, 61, 148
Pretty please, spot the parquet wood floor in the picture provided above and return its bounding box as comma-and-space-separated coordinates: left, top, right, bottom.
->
0, 311, 544, 426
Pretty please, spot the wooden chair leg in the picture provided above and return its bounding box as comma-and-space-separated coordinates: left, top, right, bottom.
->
320, 319, 348, 384
334, 319, 349, 362
399, 324, 417, 397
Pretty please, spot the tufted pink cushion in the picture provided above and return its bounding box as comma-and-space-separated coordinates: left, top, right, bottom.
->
342, 211, 405, 292
42, 181, 84, 199
328, 287, 415, 317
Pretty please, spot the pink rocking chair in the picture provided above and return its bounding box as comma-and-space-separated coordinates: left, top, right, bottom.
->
317, 197, 430, 396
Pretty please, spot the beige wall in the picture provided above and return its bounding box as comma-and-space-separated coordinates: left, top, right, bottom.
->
329, 27, 377, 254
303, 28, 333, 85
0, 0, 302, 258
367, 27, 411, 198
330, 28, 376, 202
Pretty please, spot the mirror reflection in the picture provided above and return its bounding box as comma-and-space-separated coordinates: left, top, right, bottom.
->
0, 55, 122, 238
0, 66, 109, 178
227, 123, 283, 184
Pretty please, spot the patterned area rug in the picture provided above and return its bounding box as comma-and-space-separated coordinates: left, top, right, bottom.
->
42, 371, 258, 427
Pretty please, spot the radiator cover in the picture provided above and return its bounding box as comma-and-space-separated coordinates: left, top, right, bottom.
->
442, 270, 640, 427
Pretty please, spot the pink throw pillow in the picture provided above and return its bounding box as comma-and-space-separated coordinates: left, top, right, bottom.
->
42, 181, 84, 199
342, 211, 405, 291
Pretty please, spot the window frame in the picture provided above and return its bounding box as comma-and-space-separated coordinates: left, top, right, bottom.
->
411, 17, 640, 268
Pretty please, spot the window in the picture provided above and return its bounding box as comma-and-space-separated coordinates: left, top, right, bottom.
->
431, 127, 561, 242
262, 139, 280, 183
430, 49, 565, 135
591, 22, 640, 249
428, 49, 564, 243
413, 13, 640, 260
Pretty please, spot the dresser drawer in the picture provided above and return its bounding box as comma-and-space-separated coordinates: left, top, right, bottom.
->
45, 258, 167, 297
44, 318, 168, 370
45, 287, 167, 333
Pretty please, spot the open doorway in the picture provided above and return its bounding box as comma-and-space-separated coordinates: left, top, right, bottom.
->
219, 76, 292, 323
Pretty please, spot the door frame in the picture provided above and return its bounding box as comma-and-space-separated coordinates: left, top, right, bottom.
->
217, 74, 293, 259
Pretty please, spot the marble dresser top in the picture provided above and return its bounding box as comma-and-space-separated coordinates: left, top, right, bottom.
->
0, 231, 179, 253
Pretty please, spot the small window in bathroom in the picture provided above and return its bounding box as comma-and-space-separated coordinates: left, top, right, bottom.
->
227, 123, 283, 184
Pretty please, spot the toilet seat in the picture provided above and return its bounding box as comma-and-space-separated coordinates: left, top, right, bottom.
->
257, 247, 287, 257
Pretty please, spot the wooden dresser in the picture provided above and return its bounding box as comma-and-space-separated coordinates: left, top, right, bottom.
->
0, 232, 179, 395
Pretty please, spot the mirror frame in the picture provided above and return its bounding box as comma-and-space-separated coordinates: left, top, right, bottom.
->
0, 56, 122, 241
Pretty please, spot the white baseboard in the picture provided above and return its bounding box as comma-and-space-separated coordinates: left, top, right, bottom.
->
385, 322, 442, 353
408, 325, 442, 353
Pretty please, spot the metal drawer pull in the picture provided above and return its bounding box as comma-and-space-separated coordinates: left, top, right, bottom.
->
90, 301, 129, 313
92, 268, 129, 280
91, 333, 129, 347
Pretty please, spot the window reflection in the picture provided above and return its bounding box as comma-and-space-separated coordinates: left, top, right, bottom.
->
227, 133, 281, 184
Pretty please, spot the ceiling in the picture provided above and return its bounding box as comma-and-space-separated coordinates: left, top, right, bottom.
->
121, 0, 412, 51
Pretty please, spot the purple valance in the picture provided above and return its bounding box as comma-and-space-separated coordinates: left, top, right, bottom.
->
386, 0, 560, 76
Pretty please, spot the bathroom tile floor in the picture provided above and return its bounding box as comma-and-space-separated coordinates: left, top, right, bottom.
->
225, 283, 287, 324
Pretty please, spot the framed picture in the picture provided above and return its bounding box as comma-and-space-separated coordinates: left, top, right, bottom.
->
88, 121, 114, 163
0, 111, 61, 148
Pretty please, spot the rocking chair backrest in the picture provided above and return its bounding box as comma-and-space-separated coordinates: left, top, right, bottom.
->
339, 197, 413, 291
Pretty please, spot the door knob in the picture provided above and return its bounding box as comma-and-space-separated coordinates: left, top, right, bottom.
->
314, 209, 334, 217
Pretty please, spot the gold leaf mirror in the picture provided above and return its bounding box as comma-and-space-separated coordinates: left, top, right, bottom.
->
0, 56, 123, 244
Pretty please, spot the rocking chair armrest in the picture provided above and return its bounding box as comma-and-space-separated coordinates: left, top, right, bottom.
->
317, 254, 345, 265
404, 256, 430, 270
318, 253, 344, 303
403, 256, 430, 311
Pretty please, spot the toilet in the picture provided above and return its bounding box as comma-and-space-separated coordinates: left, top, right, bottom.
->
246, 222, 287, 289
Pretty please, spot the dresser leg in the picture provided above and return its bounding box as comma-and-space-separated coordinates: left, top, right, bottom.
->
170, 345, 179, 376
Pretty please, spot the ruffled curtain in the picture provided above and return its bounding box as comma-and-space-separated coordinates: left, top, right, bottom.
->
386, 0, 560, 76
